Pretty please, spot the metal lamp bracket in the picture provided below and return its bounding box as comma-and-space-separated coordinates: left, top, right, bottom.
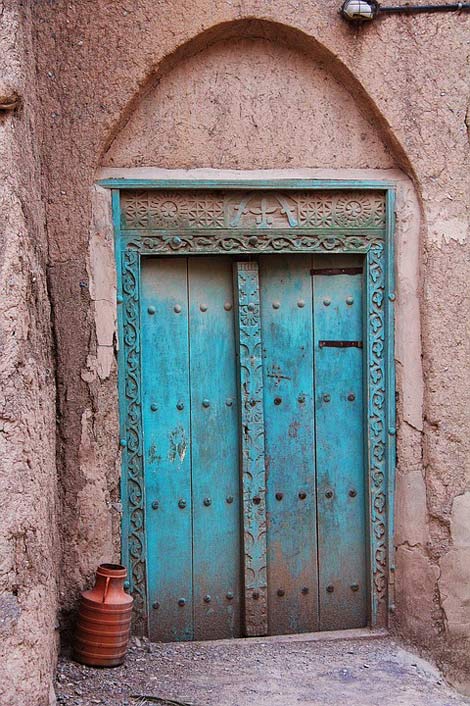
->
341, 0, 470, 21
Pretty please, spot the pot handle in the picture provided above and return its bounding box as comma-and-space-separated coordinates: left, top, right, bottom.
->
102, 577, 111, 603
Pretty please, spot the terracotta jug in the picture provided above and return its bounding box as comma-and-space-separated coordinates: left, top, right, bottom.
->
74, 563, 133, 667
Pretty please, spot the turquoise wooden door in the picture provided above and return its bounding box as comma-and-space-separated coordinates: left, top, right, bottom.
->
141, 254, 367, 641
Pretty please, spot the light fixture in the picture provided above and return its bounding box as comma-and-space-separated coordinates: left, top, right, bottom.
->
341, 0, 378, 20
341, 0, 470, 21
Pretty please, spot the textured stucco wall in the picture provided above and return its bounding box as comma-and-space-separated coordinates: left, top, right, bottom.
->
0, 2, 58, 705
28, 0, 470, 698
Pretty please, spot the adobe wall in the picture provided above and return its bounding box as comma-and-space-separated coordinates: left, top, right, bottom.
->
0, 2, 58, 705
29, 0, 470, 698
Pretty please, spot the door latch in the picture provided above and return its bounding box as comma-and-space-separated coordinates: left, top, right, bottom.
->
319, 340, 363, 348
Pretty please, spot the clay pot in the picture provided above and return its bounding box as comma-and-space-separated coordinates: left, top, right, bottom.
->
74, 563, 133, 667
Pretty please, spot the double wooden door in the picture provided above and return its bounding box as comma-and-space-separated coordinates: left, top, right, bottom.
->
141, 254, 367, 641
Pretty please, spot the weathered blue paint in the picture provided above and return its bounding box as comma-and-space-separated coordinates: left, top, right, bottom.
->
188, 257, 241, 640
260, 255, 319, 635
142, 257, 242, 641
100, 178, 395, 190
141, 258, 193, 641
234, 262, 268, 637
314, 265, 367, 630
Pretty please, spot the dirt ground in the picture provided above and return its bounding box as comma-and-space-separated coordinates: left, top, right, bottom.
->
55, 632, 470, 706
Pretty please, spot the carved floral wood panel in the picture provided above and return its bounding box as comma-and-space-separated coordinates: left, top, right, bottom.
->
234, 262, 268, 636
117, 187, 390, 634
121, 190, 386, 231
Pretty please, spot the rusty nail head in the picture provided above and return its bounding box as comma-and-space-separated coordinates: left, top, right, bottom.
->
275, 492, 284, 501
224, 301, 232, 311
325, 490, 333, 499
277, 589, 285, 597
253, 496, 261, 505
252, 591, 260, 600
178, 598, 186, 606
202, 399, 210, 408
274, 397, 282, 405
151, 500, 159, 510
298, 491, 307, 500
326, 585, 334, 593
200, 303, 208, 312
203, 595, 211, 603
323, 394, 331, 403
152, 601, 160, 610
203, 497, 211, 506
348, 393, 356, 401
150, 403, 158, 412
176, 401, 184, 410
301, 587, 309, 595
351, 584, 359, 592
226, 591, 234, 600
226, 495, 234, 504
298, 393, 306, 403
174, 304, 182, 314
178, 499, 186, 509
349, 489, 357, 497
147, 305, 156, 315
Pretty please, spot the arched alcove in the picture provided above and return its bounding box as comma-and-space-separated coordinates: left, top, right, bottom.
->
102, 32, 400, 170
95, 18, 423, 653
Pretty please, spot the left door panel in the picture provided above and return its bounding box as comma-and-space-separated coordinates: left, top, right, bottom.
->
141, 257, 241, 642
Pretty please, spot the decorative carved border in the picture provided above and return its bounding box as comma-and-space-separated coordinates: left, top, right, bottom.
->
115, 187, 392, 631
120, 250, 147, 634
367, 242, 387, 624
234, 262, 268, 636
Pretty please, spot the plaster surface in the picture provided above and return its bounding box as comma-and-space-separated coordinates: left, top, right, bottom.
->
0, 2, 58, 705
103, 38, 394, 169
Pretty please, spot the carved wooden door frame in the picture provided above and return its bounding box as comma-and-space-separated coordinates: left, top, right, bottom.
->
101, 178, 397, 635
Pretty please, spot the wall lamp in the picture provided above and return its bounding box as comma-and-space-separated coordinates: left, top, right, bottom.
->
341, 0, 470, 21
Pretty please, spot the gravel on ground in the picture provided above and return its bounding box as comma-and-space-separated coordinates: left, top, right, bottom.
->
55, 633, 470, 706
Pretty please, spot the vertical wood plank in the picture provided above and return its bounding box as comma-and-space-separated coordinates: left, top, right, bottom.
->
189, 257, 241, 640
141, 257, 193, 641
260, 254, 319, 635
313, 261, 368, 630
234, 261, 268, 637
